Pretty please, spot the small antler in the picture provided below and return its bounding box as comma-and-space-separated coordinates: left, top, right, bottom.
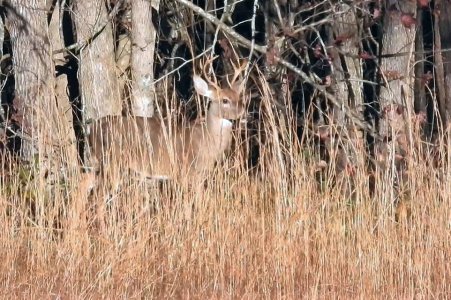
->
227, 58, 248, 91
200, 55, 221, 91
198, 55, 247, 93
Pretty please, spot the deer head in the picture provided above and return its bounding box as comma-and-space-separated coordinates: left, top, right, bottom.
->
193, 57, 247, 121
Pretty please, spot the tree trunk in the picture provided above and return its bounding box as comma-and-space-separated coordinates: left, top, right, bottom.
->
331, 3, 364, 122
436, 0, 451, 127
0, 15, 4, 124
328, 3, 365, 182
414, 8, 426, 114
5, 0, 55, 161
376, 0, 416, 179
73, 0, 121, 121
379, 0, 416, 136
434, 0, 447, 126
48, 0, 78, 163
0, 14, 4, 59
130, 0, 157, 117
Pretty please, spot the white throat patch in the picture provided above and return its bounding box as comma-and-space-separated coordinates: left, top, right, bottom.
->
220, 119, 233, 129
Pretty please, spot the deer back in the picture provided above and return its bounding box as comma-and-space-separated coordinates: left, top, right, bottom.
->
88, 63, 247, 180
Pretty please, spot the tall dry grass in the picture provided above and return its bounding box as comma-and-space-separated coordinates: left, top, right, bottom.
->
1, 76, 450, 299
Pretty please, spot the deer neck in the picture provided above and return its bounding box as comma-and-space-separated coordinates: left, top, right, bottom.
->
205, 102, 233, 152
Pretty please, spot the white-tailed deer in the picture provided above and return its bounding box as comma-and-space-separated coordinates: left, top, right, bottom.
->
87, 60, 247, 183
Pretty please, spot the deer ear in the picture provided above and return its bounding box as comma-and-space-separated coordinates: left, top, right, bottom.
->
193, 75, 214, 99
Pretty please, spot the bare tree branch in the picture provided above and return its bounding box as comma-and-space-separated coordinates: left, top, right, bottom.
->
174, 0, 379, 139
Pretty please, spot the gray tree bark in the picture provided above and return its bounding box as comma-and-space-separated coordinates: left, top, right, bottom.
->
436, 0, 451, 127
380, 0, 416, 113
5, 0, 56, 161
73, 0, 121, 121
332, 3, 363, 116
0, 16, 4, 124
48, 0, 78, 163
379, 1, 416, 137
376, 0, 416, 173
130, 0, 157, 117
328, 3, 365, 181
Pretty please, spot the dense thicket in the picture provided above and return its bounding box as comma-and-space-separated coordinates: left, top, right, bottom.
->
0, 0, 446, 175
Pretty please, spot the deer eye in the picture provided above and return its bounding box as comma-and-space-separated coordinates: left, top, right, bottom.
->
222, 99, 231, 105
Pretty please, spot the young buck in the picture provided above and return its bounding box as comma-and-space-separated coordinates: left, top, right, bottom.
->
87, 62, 247, 183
